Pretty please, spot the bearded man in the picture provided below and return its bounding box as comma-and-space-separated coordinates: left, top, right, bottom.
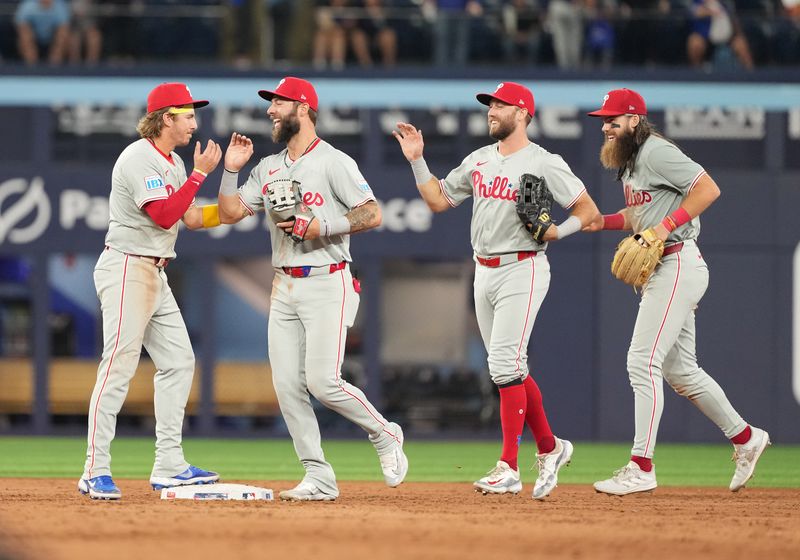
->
394, 81, 601, 500
216, 76, 408, 501
585, 88, 769, 495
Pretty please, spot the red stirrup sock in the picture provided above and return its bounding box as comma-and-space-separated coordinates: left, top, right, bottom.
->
730, 425, 752, 445
631, 455, 653, 472
498, 383, 527, 471
522, 375, 555, 454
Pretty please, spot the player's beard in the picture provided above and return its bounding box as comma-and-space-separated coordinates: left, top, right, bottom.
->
489, 115, 515, 141
600, 128, 637, 170
272, 108, 301, 144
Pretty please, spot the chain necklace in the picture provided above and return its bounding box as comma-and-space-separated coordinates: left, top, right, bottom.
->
284, 136, 319, 168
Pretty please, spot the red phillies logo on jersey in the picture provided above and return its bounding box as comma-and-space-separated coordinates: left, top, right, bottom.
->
472, 171, 518, 201
302, 192, 324, 206
624, 184, 652, 207
165, 184, 175, 196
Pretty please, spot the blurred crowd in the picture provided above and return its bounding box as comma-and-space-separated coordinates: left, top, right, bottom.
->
1, 0, 799, 69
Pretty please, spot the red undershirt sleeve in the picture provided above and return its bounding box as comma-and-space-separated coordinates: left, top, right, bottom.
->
143, 170, 206, 229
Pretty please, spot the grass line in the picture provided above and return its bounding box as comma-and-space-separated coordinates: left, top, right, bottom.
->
0, 437, 797, 488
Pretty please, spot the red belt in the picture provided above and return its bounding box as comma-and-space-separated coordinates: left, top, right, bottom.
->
476, 251, 538, 268
663, 242, 684, 256
105, 246, 170, 268
282, 261, 347, 278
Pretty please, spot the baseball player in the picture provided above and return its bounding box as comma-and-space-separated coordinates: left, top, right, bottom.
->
78, 83, 223, 500
393, 82, 602, 499
586, 88, 770, 495
216, 76, 408, 501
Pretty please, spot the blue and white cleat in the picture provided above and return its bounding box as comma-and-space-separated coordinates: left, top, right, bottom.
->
78, 475, 122, 500
149, 465, 220, 490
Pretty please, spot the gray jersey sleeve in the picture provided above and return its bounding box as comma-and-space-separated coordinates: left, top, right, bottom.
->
644, 143, 705, 195
327, 152, 375, 208
124, 157, 170, 209
238, 160, 268, 215
542, 153, 587, 209
439, 155, 474, 207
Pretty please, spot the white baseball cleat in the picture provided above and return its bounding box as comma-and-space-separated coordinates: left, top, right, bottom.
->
371, 422, 409, 488
594, 461, 657, 496
473, 460, 523, 495
279, 481, 337, 502
532, 437, 573, 500
730, 426, 771, 492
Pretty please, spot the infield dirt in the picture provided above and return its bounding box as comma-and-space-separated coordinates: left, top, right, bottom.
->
0, 479, 798, 560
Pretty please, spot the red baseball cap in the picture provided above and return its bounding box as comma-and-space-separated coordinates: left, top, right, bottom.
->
146, 82, 208, 113
587, 88, 647, 117
259, 76, 319, 112
476, 82, 535, 115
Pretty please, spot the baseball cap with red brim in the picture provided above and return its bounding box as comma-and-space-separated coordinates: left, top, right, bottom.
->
259, 77, 319, 112
476, 82, 535, 115
587, 88, 647, 117
147, 82, 208, 113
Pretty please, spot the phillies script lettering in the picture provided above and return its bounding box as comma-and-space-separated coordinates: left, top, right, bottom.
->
302, 192, 324, 206
472, 171, 518, 201
624, 184, 652, 207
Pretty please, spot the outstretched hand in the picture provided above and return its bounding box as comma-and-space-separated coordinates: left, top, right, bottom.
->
392, 122, 425, 162
224, 132, 254, 172
193, 139, 222, 175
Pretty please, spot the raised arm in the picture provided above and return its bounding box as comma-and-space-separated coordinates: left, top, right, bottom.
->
392, 122, 450, 213
218, 133, 254, 224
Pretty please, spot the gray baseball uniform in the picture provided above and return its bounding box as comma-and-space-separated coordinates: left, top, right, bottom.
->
238, 138, 400, 496
622, 135, 746, 458
440, 142, 586, 385
83, 138, 195, 480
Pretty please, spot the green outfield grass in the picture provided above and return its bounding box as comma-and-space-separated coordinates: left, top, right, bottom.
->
0, 436, 797, 488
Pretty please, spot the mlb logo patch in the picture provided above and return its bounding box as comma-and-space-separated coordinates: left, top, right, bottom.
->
144, 175, 165, 190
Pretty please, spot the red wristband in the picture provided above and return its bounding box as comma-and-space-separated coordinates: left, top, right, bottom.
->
662, 207, 691, 232
602, 213, 625, 230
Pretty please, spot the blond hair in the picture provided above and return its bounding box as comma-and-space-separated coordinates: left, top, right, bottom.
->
136, 108, 170, 139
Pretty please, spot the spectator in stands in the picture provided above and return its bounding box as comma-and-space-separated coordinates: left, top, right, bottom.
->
312, 0, 352, 69
223, 0, 264, 68
731, 0, 775, 65
353, 0, 398, 66
687, 0, 754, 70
501, 0, 545, 63
14, 0, 71, 65
583, 0, 616, 68
427, 0, 485, 67
547, 0, 584, 69
313, 0, 397, 68
68, 0, 101, 65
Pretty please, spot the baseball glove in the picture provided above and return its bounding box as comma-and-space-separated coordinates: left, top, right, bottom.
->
267, 179, 300, 222
611, 228, 665, 288
267, 179, 316, 243
516, 173, 554, 243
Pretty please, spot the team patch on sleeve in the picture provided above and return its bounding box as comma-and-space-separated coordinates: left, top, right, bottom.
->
358, 182, 371, 193
144, 175, 166, 190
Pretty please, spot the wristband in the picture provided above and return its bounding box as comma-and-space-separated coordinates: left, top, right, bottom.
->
188, 170, 207, 185
410, 157, 433, 185
220, 169, 239, 195
602, 213, 625, 230
661, 207, 691, 232
555, 215, 581, 240
192, 168, 208, 177
201, 204, 221, 228
320, 216, 351, 237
